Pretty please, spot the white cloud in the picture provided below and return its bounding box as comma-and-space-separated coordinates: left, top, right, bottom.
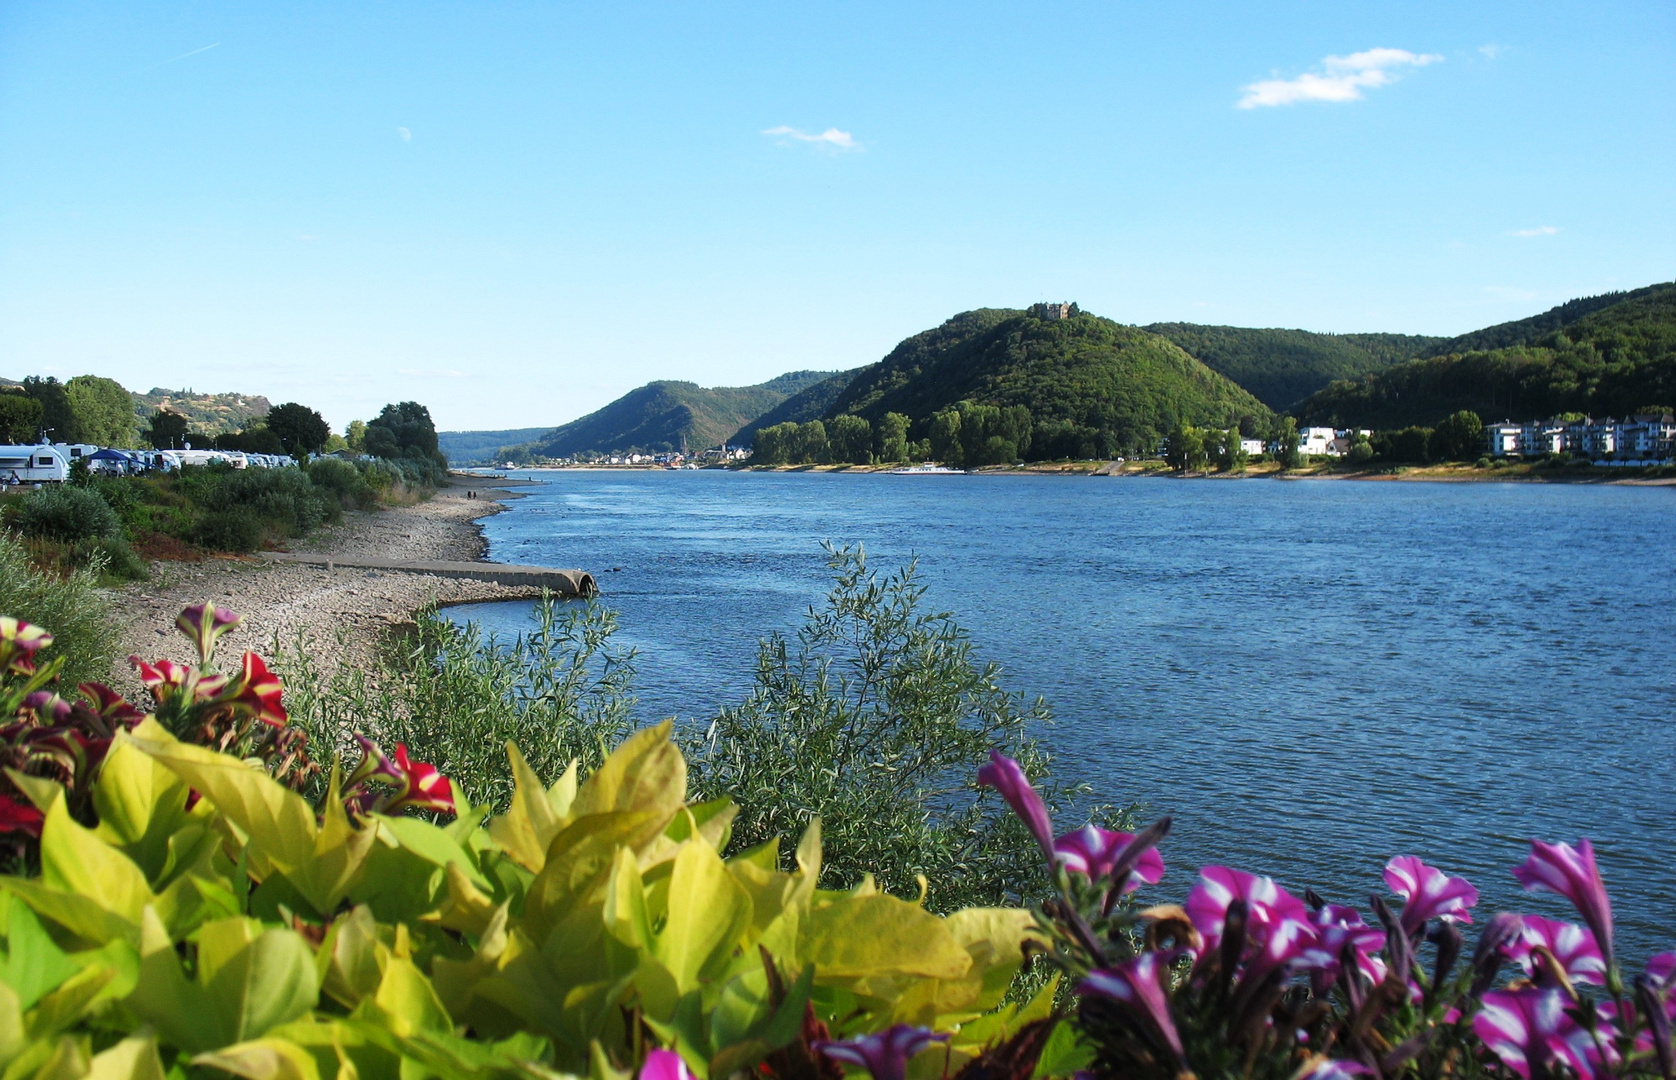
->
1478, 43, 1504, 59
761, 125, 858, 150
1237, 48, 1443, 109
396, 126, 411, 142
1511, 225, 1559, 237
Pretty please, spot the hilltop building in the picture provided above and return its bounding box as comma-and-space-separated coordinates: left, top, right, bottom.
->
1029, 302, 1080, 320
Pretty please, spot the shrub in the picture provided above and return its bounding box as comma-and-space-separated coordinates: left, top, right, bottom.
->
0, 530, 117, 685
194, 505, 264, 551
281, 595, 638, 810
306, 456, 378, 509
689, 543, 1102, 911
11, 484, 121, 543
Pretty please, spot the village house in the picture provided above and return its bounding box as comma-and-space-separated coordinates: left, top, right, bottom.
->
1483, 414, 1676, 463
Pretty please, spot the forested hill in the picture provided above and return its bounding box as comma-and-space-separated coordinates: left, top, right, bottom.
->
438, 428, 555, 465
729, 369, 859, 447
130, 387, 271, 436
529, 370, 838, 457
1415, 282, 1674, 358
829, 307, 1269, 459
1145, 324, 1441, 410
1295, 283, 1676, 428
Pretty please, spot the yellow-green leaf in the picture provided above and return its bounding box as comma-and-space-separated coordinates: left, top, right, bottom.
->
654, 842, 750, 994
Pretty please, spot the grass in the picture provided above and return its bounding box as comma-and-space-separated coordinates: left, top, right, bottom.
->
0, 529, 120, 686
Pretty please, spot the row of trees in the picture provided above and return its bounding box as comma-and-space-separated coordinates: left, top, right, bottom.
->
751, 413, 914, 466
1164, 424, 1250, 472
0, 376, 136, 446
4, 373, 440, 469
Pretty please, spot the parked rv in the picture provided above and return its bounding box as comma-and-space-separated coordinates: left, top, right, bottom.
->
0, 445, 70, 485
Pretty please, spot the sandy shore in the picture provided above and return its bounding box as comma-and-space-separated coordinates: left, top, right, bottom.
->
113, 475, 545, 685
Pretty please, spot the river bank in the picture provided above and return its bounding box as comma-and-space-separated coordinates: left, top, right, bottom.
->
112, 474, 543, 686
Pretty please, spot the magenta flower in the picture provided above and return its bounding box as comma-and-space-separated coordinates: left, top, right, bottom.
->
1299, 904, 1387, 985
1506, 915, 1607, 986
1185, 866, 1317, 975
1054, 825, 1165, 891
813, 1025, 947, 1080
638, 1050, 690, 1080
1080, 952, 1185, 1066
1647, 953, 1676, 990
976, 750, 1054, 864
1513, 839, 1614, 968
0, 617, 52, 674
75, 683, 144, 726
176, 602, 241, 664
1383, 855, 1478, 936
1474, 986, 1617, 1080
344, 736, 456, 817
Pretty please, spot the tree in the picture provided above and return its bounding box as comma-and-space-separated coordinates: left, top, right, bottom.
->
1165, 425, 1206, 472
875, 412, 910, 463
751, 424, 788, 465
21, 377, 76, 443
793, 421, 829, 464
345, 420, 367, 453
928, 409, 962, 466
1432, 410, 1484, 462
266, 402, 332, 458
827, 415, 872, 465
365, 402, 440, 461
212, 427, 286, 454
1276, 417, 1302, 469
1214, 427, 1246, 471
64, 376, 138, 447
146, 409, 189, 450
0, 392, 44, 443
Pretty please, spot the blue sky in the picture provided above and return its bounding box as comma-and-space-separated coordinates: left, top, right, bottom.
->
1, 1, 1671, 432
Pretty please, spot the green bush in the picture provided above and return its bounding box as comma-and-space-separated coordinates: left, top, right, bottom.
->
194, 505, 265, 552
306, 456, 378, 509
0, 530, 117, 685
11, 484, 121, 543
689, 544, 1104, 910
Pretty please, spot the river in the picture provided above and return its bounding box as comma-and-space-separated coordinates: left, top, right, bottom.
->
449, 469, 1676, 962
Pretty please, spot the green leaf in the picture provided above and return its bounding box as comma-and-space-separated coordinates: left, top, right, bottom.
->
0, 902, 78, 1010
653, 842, 750, 994
1031, 1020, 1095, 1079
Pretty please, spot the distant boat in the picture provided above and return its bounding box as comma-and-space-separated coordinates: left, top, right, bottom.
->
887, 462, 964, 475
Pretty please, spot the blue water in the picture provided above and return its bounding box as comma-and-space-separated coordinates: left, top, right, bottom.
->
451, 470, 1676, 963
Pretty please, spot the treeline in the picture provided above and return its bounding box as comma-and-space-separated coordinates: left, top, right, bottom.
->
751, 403, 1040, 467
1295, 284, 1675, 429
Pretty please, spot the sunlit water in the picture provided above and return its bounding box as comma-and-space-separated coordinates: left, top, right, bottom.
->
449, 470, 1676, 963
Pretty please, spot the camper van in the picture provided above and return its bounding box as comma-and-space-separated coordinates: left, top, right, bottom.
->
0, 445, 70, 485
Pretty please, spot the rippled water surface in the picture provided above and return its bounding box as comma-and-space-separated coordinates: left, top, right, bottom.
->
451, 470, 1676, 960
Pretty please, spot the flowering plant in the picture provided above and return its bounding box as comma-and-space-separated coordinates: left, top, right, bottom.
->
980, 748, 1676, 1080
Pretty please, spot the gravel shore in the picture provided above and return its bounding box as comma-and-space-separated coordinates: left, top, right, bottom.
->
113, 475, 544, 684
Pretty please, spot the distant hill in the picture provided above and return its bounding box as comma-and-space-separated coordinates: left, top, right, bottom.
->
132, 387, 270, 436
437, 428, 555, 465
1145, 324, 1441, 410
829, 306, 1269, 459
729, 369, 860, 447
1295, 283, 1676, 428
1415, 283, 1674, 358
528, 370, 839, 457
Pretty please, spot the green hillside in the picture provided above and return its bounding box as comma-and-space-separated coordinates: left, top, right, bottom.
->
1146, 324, 1441, 410
132, 387, 271, 436
729, 369, 860, 447
530, 370, 838, 457
828, 307, 1269, 459
437, 428, 555, 465
1295, 283, 1676, 428
1415, 282, 1674, 358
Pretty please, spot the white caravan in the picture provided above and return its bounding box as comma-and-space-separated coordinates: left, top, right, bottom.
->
0, 445, 70, 484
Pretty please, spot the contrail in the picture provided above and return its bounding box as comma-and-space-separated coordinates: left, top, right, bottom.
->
157, 42, 220, 66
